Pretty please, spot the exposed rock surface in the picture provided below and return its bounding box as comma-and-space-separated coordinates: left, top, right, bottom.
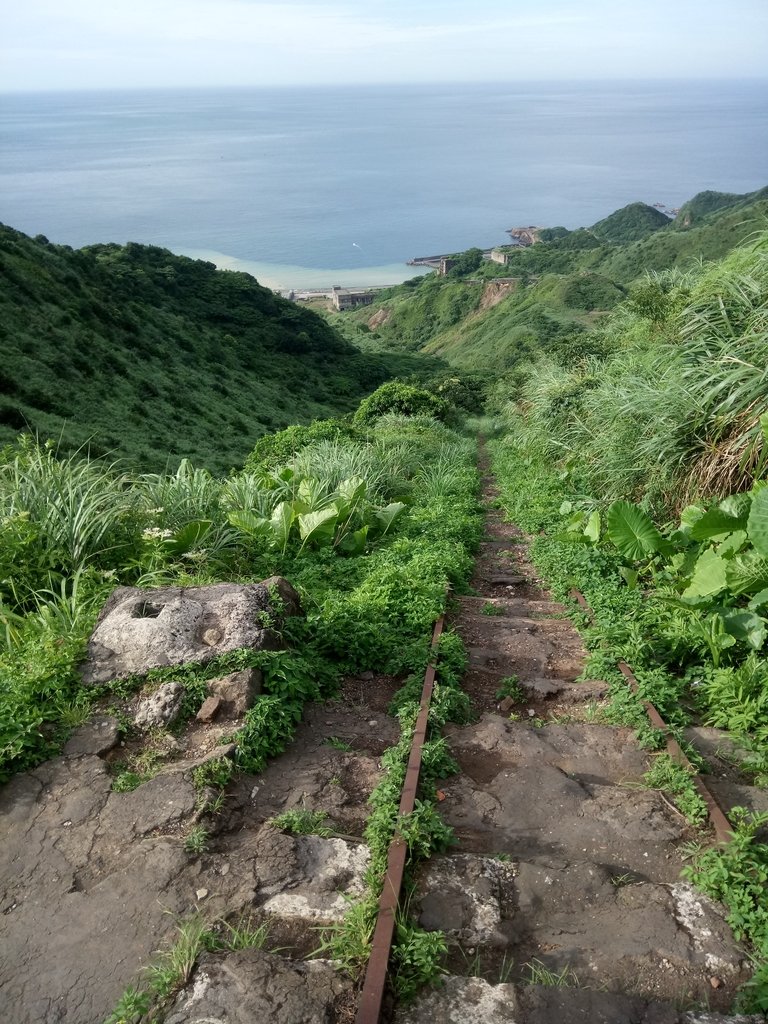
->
0, 698, 385, 1024
395, 977, 765, 1024
134, 680, 185, 730
165, 950, 354, 1024
62, 715, 120, 757
208, 667, 262, 717
81, 578, 301, 685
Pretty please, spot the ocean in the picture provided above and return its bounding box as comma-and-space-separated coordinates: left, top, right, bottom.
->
0, 80, 766, 290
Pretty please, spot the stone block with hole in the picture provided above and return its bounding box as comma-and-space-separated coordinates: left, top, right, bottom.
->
80, 578, 301, 685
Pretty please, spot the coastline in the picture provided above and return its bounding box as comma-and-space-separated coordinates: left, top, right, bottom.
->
177, 247, 432, 292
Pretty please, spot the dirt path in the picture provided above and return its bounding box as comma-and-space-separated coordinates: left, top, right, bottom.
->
0, 463, 762, 1024
395, 467, 759, 1023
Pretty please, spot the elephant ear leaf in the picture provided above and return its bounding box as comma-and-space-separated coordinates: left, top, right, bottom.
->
338, 525, 369, 555
606, 501, 668, 560
721, 609, 767, 651
337, 476, 367, 505
228, 510, 270, 539
584, 510, 601, 544
297, 507, 338, 548
375, 502, 407, 536
683, 548, 728, 599
747, 487, 768, 558
270, 501, 296, 548
690, 507, 747, 541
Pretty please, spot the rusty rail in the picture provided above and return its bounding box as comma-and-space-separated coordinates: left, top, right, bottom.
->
570, 588, 733, 844
355, 612, 446, 1024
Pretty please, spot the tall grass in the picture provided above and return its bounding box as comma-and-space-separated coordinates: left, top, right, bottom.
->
500, 233, 768, 512
139, 458, 223, 530
0, 439, 138, 582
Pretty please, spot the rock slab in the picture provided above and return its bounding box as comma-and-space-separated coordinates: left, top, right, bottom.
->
165, 950, 353, 1024
81, 577, 301, 685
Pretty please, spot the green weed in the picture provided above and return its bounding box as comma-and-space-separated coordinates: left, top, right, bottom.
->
325, 736, 352, 751
495, 675, 524, 703
525, 958, 580, 988
481, 601, 504, 616
642, 754, 707, 826
270, 808, 333, 837
183, 826, 209, 855
683, 808, 768, 1014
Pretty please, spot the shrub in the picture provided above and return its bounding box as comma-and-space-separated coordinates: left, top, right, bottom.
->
353, 382, 448, 425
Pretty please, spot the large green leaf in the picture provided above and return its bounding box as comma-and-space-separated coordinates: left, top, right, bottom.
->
338, 525, 369, 555
682, 548, 728, 599
375, 502, 407, 536
679, 504, 706, 532
716, 530, 748, 558
163, 519, 212, 554
270, 501, 295, 549
690, 508, 746, 541
297, 477, 327, 511
228, 510, 270, 539
719, 492, 752, 521
606, 501, 668, 560
721, 609, 767, 651
584, 510, 601, 544
747, 487, 768, 558
337, 476, 367, 505
297, 507, 338, 548
725, 550, 768, 596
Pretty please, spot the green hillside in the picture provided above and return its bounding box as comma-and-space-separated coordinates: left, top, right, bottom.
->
590, 201, 671, 242
0, 227, 436, 472
673, 185, 768, 229
334, 187, 767, 372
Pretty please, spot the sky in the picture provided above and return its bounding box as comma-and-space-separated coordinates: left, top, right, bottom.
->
1, 0, 767, 92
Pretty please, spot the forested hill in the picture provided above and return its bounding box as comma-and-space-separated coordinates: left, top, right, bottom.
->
0, 227, 434, 472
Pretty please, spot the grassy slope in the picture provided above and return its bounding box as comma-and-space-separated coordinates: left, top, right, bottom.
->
0, 226, 438, 473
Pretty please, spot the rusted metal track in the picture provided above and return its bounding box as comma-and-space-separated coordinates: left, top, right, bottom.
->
571, 588, 733, 845
355, 613, 446, 1024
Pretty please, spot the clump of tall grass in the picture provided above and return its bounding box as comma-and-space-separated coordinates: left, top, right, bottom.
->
0, 438, 137, 573
289, 439, 387, 500
139, 458, 223, 530
498, 233, 768, 512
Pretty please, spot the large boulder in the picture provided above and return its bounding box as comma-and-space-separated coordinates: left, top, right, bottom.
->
81, 577, 301, 686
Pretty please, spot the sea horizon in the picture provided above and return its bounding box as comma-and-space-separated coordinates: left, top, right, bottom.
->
1, 79, 766, 291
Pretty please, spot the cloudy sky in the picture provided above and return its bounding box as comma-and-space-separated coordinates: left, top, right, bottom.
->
2, 0, 767, 91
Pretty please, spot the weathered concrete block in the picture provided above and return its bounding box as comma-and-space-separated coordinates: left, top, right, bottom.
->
80, 578, 301, 686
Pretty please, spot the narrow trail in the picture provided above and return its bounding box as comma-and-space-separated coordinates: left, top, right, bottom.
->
0, 459, 762, 1024
395, 462, 755, 1023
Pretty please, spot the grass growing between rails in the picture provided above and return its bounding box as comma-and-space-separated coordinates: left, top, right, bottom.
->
315, 628, 474, 1002
94, 398, 482, 1021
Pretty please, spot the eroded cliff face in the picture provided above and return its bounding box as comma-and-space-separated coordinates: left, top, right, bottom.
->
367, 306, 392, 330
479, 279, 520, 311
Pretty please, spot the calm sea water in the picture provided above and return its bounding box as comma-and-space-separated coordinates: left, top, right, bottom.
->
1, 81, 766, 289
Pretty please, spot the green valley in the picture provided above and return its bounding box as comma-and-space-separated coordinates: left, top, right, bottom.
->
0, 226, 441, 473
